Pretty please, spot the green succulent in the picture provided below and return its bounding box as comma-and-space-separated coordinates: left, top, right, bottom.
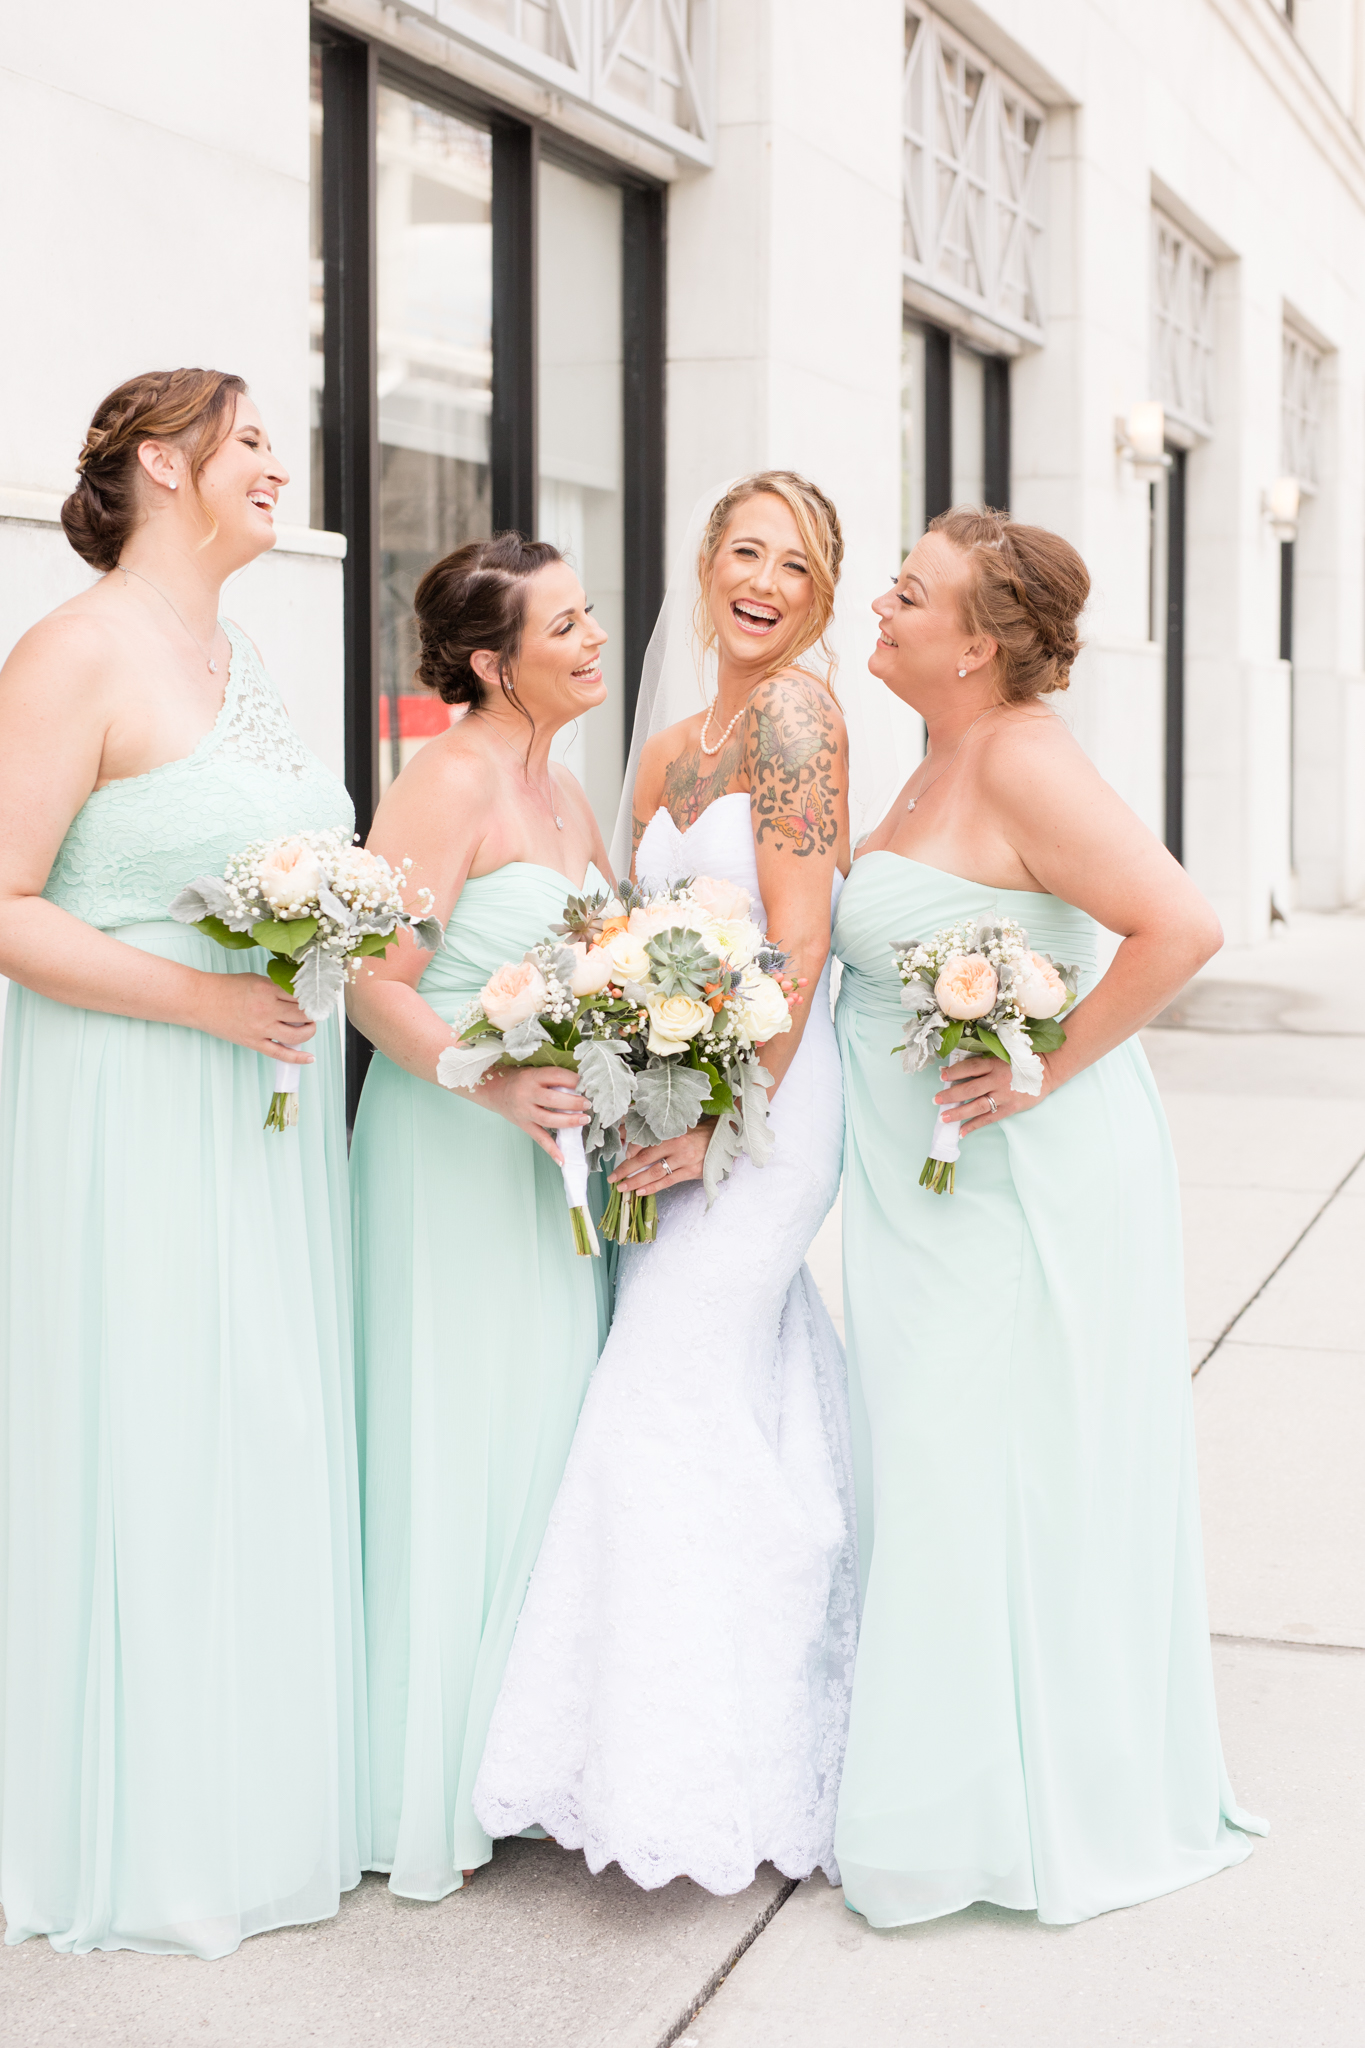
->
645, 928, 721, 998
551, 890, 613, 943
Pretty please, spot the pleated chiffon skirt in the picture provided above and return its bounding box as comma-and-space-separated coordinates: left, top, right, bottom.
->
0, 924, 368, 1956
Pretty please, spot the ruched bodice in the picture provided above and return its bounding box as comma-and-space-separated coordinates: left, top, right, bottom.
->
835, 853, 1098, 1027
419, 862, 610, 1018
43, 622, 352, 929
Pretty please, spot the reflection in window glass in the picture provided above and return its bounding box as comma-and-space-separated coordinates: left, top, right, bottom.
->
376, 86, 493, 795
309, 44, 325, 528
951, 342, 985, 509
537, 158, 624, 838
901, 322, 926, 557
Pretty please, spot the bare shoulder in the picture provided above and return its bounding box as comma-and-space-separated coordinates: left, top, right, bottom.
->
0, 604, 116, 716
749, 667, 846, 731
978, 702, 1095, 792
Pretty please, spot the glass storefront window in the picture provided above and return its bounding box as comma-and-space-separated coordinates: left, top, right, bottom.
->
375, 85, 493, 794
950, 341, 985, 507
537, 156, 625, 838
901, 323, 926, 557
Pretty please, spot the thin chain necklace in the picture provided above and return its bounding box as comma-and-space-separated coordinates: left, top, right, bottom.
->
122, 566, 222, 674
700, 693, 749, 757
905, 706, 1000, 812
486, 715, 564, 829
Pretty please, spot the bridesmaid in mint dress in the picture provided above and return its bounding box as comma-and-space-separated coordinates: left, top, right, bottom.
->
833, 508, 1265, 1928
0, 372, 366, 1954
347, 534, 614, 1900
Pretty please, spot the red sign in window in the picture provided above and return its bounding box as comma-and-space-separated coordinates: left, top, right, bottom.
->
378, 694, 453, 740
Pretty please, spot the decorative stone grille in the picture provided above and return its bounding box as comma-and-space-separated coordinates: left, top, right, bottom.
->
903, 3, 1046, 344
1151, 209, 1216, 437
1282, 322, 1323, 488
392, 0, 714, 163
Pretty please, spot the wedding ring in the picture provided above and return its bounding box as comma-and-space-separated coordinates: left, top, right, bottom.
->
985, 1096, 998, 1115
660, 1158, 673, 1174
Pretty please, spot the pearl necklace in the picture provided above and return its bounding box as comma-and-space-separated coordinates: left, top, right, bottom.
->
699, 695, 749, 757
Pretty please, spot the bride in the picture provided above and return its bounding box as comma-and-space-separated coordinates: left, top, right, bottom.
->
473, 472, 857, 1893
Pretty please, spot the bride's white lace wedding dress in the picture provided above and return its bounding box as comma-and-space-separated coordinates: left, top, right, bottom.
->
473, 792, 857, 1893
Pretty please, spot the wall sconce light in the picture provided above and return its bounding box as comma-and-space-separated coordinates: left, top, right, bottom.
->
1263, 476, 1301, 544
1115, 402, 1172, 484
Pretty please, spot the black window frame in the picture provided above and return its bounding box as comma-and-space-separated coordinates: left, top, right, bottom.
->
311, 21, 667, 1120
916, 319, 1011, 526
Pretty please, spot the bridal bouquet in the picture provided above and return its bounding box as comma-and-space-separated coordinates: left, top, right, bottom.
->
893, 916, 1078, 1193
171, 828, 442, 1130
436, 876, 794, 1254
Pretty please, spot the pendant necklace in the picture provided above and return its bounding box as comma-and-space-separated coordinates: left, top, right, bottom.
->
905, 706, 999, 811
487, 716, 564, 828
122, 566, 222, 674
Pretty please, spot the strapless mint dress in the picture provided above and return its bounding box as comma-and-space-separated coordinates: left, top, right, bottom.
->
351, 861, 613, 1900
0, 624, 367, 1957
831, 854, 1265, 1928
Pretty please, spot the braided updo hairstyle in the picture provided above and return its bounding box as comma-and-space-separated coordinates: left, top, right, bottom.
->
413, 533, 564, 707
930, 507, 1089, 700
61, 368, 248, 572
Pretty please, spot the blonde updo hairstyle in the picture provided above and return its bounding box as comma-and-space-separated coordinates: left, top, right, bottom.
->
930, 506, 1089, 701
696, 470, 845, 688
61, 368, 248, 573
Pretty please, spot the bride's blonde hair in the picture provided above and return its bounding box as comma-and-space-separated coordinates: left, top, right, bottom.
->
695, 470, 844, 693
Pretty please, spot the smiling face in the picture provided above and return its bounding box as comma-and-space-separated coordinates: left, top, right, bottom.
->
870, 529, 993, 710
193, 395, 288, 564
505, 560, 608, 725
703, 493, 815, 676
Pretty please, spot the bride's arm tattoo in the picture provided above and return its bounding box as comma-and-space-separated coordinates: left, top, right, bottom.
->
661, 733, 744, 830
631, 811, 649, 867
744, 679, 841, 858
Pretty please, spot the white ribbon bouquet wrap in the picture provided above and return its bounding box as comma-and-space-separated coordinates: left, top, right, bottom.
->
892, 916, 1078, 1193
436, 879, 795, 1254
171, 829, 442, 1131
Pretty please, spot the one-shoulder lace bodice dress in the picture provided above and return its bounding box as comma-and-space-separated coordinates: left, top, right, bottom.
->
473, 792, 859, 1894
0, 624, 367, 1956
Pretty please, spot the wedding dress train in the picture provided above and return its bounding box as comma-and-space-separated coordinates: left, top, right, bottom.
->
474, 792, 857, 1893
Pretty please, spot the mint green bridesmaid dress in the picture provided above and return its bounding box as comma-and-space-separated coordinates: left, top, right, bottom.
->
0, 624, 368, 1957
351, 861, 613, 1900
832, 854, 1265, 1928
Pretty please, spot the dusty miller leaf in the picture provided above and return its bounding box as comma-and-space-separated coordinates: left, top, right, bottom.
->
169, 876, 244, 926
503, 1015, 551, 1061
625, 1061, 713, 1144
290, 946, 347, 1022
576, 1038, 635, 1149
437, 1040, 504, 1092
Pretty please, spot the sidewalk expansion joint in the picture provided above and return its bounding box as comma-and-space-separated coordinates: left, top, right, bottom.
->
1192, 1142, 1365, 1378
656, 1877, 799, 2047
1212, 1630, 1365, 1657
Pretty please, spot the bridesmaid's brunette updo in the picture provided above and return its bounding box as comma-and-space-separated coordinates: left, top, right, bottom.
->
931, 507, 1089, 701
61, 368, 248, 572
413, 533, 563, 706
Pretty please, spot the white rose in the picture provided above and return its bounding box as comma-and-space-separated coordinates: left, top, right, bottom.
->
737, 969, 792, 1046
603, 929, 652, 983
645, 992, 712, 1056
568, 943, 615, 997
258, 837, 325, 913
702, 915, 762, 968
480, 959, 548, 1031
1014, 951, 1069, 1020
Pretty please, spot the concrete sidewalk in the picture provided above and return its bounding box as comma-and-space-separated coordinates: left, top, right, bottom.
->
3, 911, 1362, 2046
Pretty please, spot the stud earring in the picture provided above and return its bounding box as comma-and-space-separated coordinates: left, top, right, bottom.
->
957, 667, 967, 677
168, 481, 177, 491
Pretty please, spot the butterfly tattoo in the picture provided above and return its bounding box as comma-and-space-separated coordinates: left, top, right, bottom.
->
746, 679, 841, 859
